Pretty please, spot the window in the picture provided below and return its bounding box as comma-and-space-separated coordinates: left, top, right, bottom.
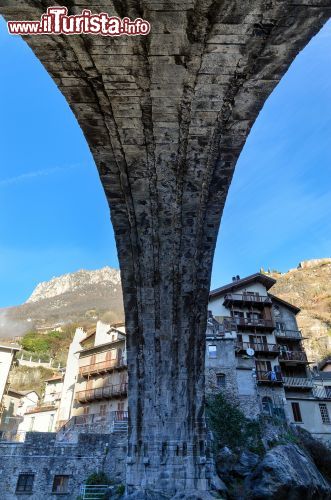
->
100, 404, 107, 416
325, 386, 331, 398
83, 406, 90, 415
319, 403, 331, 424
29, 416, 35, 431
247, 312, 262, 321
48, 414, 55, 432
276, 322, 285, 332
273, 305, 281, 316
208, 345, 217, 358
216, 373, 226, 389
262, 396, 273, 416
52, 475, 70, 494
16, 474, 34, 493
231, 311, 244, 319
291, 402, 302, 422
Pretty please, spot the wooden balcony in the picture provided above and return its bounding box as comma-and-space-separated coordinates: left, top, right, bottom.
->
224, 293, 272, 308
236, 342, 279, 356
234, 317, 274, 332
279, 351, 308, 363
75, 383, 128, 403
25, 402, 58, 414
282, 377, 313, 389
79, 357, 127, 377
274, 329, 302, 340
256, 370, 283, 384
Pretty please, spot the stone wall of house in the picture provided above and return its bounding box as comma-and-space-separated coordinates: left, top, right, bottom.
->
205, 339, 261, 419
0, 432, 126, 499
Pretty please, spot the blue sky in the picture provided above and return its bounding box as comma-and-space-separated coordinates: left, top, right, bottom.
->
0, 17, 330, 307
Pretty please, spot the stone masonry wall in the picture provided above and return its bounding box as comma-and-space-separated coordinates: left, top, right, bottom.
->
0, 432, 126, 499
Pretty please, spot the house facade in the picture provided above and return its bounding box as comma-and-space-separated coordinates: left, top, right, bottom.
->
17, 375, 64, 435
71, 322, 128, 426
206, 273, 331, 443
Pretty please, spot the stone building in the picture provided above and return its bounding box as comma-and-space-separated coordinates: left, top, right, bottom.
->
0, 431, 126, 499
0, 389, 38, 441
70, 321, 128, 427
17, 374, 64, 435
206, 273, 331, 443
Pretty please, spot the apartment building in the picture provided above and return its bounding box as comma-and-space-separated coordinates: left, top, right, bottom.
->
206, 272, 331, 443
17, 374, 64, 434
0, 389, 38, 441
71, 321, 128, 421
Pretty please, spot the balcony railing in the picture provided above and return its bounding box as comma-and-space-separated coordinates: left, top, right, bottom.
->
312, 387, 331, 400
58, 410, 128, 434
256, 370, 283, 383
224, 293, 272, 307
236, 342, 279, 354
279, 351, 308, 363
75, 383, 128, 403
234, 317, 274, 330
282, 377, 313, 388
79, 357, 126, 377
25, 401, 58, 414
274, 329, 302, 339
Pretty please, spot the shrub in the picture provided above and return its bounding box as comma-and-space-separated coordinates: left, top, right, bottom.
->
206, 394, 264, 455
116, 484, 125, 496
85, 472, 111, 485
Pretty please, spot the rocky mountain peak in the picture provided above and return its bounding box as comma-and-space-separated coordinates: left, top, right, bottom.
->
26, 266, 121, 303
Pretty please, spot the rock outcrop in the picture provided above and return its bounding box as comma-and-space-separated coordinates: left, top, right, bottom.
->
27, 266, 121, 303
269, 259, 331, 361
246, 444, 331, 499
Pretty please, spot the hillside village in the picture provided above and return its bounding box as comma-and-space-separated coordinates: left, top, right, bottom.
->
0, 261, 331, 497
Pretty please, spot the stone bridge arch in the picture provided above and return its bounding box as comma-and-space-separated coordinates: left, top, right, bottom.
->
1, 1, 330, 496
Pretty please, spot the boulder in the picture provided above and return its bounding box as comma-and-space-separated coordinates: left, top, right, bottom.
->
233, 450, 259, 477
245, 444, 331, 499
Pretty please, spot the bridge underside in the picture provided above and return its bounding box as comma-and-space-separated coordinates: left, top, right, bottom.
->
1, 0, 330, 496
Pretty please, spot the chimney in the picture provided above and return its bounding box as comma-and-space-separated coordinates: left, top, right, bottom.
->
232, 276, 236, 282
236, 275, 240, 281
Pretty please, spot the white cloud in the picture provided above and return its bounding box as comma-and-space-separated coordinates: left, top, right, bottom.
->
0, 165, 79, 187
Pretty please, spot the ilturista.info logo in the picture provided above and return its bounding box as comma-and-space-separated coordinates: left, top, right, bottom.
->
7, 6, 151, 37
